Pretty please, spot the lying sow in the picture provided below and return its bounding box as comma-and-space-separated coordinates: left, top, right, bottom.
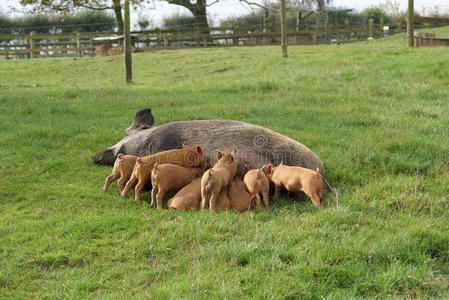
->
91, 108, 324, 176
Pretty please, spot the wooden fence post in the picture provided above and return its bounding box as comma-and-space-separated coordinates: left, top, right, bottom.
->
325, 13, 330, 42
407, 0, 415, 47
262, 9, 268, 44
232, 27, 238, 45
313, 15, 318, 43
280, 0, 288, 57
368, 18, 374, 39
296, 12, 300, 44
76, 33, 82, 58
29, 31, 36, 59
344, 18, 350, 41
134, 36, 139, 51
380, 17, 384, 38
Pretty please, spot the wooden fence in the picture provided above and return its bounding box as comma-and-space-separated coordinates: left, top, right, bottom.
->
415, 16, 449, 25
0, 20, 407, 59
413, 16, 449, 47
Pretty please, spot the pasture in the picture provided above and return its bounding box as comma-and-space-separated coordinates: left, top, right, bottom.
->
1, 28, 449, 299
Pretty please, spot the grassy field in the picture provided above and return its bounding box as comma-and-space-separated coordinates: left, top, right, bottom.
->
1, 28, 449, 299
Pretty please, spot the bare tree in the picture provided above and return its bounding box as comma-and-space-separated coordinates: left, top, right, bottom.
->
289, 0, 332, 11
19, 0, 220, 35
237, 0, 332, 16
18, 0, 133, 33
165, 0, 218, 34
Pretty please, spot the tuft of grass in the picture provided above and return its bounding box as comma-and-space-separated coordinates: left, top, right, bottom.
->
1, 28, 449, 298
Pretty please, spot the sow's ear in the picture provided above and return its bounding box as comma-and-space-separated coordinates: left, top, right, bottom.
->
195, 146, 202, 153
130, 108, 154, 130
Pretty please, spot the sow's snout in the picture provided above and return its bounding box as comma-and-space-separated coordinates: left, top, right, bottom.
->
91, 148, 116, 166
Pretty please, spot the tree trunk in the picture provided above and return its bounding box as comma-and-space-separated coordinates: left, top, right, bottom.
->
113, 0, 124, 34
124, 0, 132, 83
316, 0, 327, 11
167, 0, 210, 36
281, 0, 287, 57
407, 0, 414, 47
192, 0, 210, 36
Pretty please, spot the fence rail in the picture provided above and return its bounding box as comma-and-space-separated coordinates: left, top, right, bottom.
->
0, 20, 414, 59
415, 16, 449, 25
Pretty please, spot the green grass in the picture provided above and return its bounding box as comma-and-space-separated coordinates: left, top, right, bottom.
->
1, 28, 449, 299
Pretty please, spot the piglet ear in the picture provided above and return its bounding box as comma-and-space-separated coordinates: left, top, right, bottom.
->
260, 164, 272, 176
130, 108, 154, 130
217, 151, 223, 159
196, 146, 202, 153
